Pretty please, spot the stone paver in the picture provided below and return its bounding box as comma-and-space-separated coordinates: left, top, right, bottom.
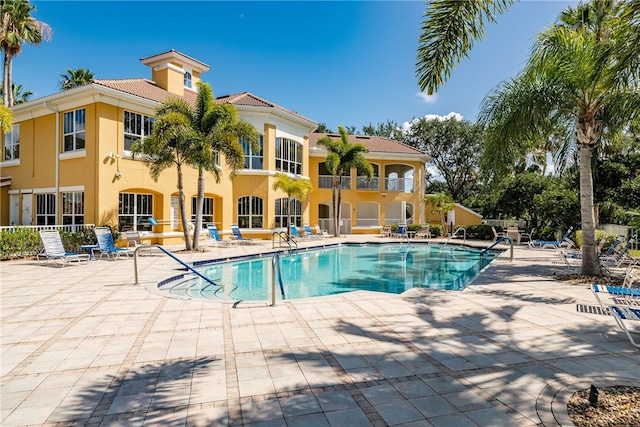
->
1, 236, 639, 426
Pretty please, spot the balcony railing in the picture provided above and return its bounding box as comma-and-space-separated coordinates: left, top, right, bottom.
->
318, 175, 351, 190
384, 177, 413, 193
356, 177, 380, 190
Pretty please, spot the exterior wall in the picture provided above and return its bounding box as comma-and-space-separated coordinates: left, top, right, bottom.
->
307, 155, 425, 235
424, 202, 482, 228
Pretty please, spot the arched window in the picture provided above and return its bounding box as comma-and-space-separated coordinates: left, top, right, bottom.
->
275, 198, 302, 229
237, 196, 263, 228
184, 71, 192, 88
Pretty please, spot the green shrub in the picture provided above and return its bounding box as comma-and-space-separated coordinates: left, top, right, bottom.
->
0, 227, 41, 260
574, 229, 616, 250
429, 224, 444, 237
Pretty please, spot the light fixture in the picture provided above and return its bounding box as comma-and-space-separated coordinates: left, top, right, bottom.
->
107, 152, 120, 159
115, 170, 122, 179
381, 192, 387, 197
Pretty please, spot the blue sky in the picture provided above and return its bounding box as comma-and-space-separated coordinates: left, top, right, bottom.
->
17, 1, 575, 131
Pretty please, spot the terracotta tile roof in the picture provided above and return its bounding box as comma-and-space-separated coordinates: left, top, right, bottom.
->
309, 133, 425, 156
93, 79, 197, 105
216, 92, 314, 124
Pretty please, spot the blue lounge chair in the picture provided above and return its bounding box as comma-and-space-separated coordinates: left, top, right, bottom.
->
529, 226, 574, 250
230, 224, 261, 245
303, 224, 321, 238
591, 284, 640, 312
206, 224, 234, 247
290, 225, 308, 240
600, 234, 638, 269
94, 227, 134, 259
608, 305, 640, 348
37, 230, 90, 267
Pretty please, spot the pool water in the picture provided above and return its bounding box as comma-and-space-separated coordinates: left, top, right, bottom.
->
160, 243, 499, 302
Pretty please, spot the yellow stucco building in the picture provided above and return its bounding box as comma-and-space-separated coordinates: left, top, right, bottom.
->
1, 50, 437, 243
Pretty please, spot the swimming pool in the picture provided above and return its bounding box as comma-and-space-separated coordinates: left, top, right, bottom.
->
158, 243, 500, 302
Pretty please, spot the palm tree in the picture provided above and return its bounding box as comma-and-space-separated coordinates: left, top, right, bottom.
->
135, 82, 258, 250
58, 67, 95, 90
316, 126, 373, 237
479, 1, 640, 275
272, 172, 313, 236
0, 82, 32, 104
425, 192, 455, 236
1, 0, 51, 107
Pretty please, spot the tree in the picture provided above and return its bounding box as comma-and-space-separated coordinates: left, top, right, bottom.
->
136, 82, 259, 250
0, 104, 13, 132
425, 192, 455, 234
313, 123, 334, 133
317, 126, 373, 237
416, 0, 515, 95
403, 116, 483, 201
272, 172, 313, 236
58, 67, 95, 90
361, 119, 404, 141
0, 82, 32, 104
479, 1, 640, 275
1, 0, 51, 107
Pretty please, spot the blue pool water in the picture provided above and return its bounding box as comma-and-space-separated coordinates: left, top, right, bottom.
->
159, 243, 499, 302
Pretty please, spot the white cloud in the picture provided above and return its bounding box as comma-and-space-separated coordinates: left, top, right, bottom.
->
401, 111, 464, 133
416, 91, 437, 104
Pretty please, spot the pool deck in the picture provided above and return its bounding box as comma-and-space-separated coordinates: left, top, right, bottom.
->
1, 236, 638, 426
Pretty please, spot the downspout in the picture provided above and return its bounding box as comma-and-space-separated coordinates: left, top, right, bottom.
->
43, 101, 59, 221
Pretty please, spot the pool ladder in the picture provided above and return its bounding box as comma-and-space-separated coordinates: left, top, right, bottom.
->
480, 236, 514, 261
132, 244, 219, 287
443, 227, 467, 246
271, 253, 286, 305
272, 230, 298, 250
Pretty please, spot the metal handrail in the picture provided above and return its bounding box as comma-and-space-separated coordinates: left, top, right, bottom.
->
443, 227, 467, 246
271, 253, 286, 305
133, 244, 219, 287
480, 236, 514, 261
272, 231, 298, 250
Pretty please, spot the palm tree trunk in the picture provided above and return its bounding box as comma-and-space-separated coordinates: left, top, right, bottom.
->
193, 167, 205, 249
3, 53, 13, 107
578, 144, 600, 275
177, 166, 192, 250
333, 176, 340, 237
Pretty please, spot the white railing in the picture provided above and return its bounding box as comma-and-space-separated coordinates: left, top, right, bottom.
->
355, 217, 380, 227
356, 177, 380, 190
384, 177, 413, 193
0, 224, 96, 233
318, 175, 351, 190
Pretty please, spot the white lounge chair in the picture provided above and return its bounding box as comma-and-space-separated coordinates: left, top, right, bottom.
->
608, 305, 640, 348
37, 230, 90, 267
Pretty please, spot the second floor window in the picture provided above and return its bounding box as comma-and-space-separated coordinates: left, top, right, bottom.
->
241, 135, 263, 169
275, 137, 302, 175
3, 123, 19, 161
63, 109, 86, 152
184, 71, 192, 88
124, 111, 154, 151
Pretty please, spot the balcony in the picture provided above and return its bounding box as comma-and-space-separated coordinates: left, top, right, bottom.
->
356, 176, 380, 191
384, 177, 413, 193
318, 175, 351, 190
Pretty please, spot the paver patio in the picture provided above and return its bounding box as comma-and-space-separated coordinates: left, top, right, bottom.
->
1, 236, 638, 426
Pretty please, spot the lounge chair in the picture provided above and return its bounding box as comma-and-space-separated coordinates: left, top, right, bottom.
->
94, 227, 135, 259
379, 224, 392, 238
415, 224, 432, 239
520, 228, 535, 244
529, 226, 574, 250
492, 227, 505, 242
124, 230, 154, 256
37, 230, 90, 267
608, 305, 640, 348
303, 224, 322, 239
591, 284, 640, 312
230, 224, 262, 245
206, 224, 234, 247
394, 224, 409, 238
600, 234, 638, 270
314, 225, 329, 238
290, 225, 309, 240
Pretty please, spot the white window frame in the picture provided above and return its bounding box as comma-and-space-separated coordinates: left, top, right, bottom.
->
63, 109, 86, 152
62, 191, 85, 229
242, 135, 264, 170
191, 196, 214, 224
36, 193, 56, 225
124, 111, 154, 152
119, 192, 153, 231
3, 123, 19, 161
275, 198, 302, 229
237, 196, 263, 229
275, 137, 302, 175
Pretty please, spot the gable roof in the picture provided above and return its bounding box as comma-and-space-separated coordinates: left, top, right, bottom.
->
216, 92, 314, 124
93, 78, 198, 104
309, 133, 426, 156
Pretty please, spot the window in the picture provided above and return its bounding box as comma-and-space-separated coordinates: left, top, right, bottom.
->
237, 196, 263, 229
3, 123, 19, 161
63, 109, 86, 152
191, 197, 214, 224
275, 137, 302, 175
241, 135, 263, 169
275, 198, 302, 229
36, 193, 56, 225
62, 192, 84, 228
124, 111, 154, 151
119, 193, 153, 231
184, 71, 192, 88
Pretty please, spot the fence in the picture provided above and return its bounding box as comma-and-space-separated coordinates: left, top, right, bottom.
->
0, 224, 96, 233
